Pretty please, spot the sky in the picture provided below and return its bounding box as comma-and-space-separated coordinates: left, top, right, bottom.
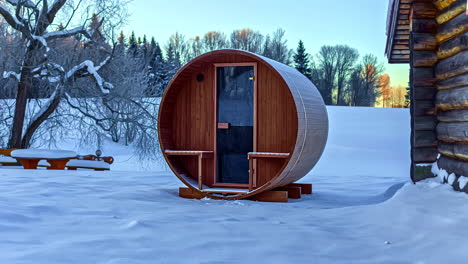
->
123, 0, 409, 87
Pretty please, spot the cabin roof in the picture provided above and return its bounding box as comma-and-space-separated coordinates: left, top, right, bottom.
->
385, 0, 412, 63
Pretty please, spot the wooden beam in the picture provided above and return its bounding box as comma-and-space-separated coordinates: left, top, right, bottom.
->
437, 122, 468, 142
436, 12, 468, 43
276, 186, 302, 199
288, 183, 313, 194
438, 155, 468, 177
436, 86, 468, 110
413, 99, 435, 116
413, 86, 437, 100
412, 33, 437, 50
438, 142, 468, 161
179, 187, 206, 199
438, 109, 468, 122
414, 130, 438, 147
413, 68, 436, 86
412, 19, 438, 33
437, 72, 468, 90
434, 0, 457, 10
438, 32, 468, 60
414, 116, 437, 130
412, 2, 437, 19
414, 147, 439, 163
436, 50, 468, 80
412, 51, 438, 66
435, 0, 466, 24
251, 190, 288, 203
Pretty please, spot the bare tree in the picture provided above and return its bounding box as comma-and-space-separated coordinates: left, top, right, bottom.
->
202, 31, 227, 52
335, 45, 359, 105
360, 54, 384, 106
0, 0, 128, 148
265, 28, 292, 65
315, 46, 338, 105
230, 28, 263, 54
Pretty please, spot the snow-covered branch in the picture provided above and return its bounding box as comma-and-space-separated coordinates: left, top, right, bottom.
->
65, 58, 113, 94
44, 26, 90, 40
3, 71, 21, 82
6, 0, 36, 9
0, 4, 25, 31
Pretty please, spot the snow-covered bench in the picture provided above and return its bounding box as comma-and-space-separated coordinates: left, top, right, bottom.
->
11, 149, 77, 170
66, 155, 114, 171
0, 148, 19, 166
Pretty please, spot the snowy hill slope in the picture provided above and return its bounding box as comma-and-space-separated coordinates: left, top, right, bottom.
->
1, 106, 467, 264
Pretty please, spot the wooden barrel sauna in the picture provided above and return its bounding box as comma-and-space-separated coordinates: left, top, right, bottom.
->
158, 49, 328, 200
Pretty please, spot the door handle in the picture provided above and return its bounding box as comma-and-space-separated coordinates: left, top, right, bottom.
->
217, 123, 230, 129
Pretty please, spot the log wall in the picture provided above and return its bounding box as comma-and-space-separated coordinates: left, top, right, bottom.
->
433, 0, 468, 189
410, 0, 439, 182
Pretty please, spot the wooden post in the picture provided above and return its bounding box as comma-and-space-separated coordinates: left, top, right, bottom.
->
198, 154, 203, 190
248, 157, 253, 191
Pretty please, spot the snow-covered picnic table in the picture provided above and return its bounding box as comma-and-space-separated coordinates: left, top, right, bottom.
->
11, 149, 77, 170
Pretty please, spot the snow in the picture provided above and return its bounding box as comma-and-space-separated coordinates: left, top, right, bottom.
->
2, 71, 21, 82
448, 173, 456, 185
0, 4, 24, 27
10, 149, 77, 159
459, 176, 468, 190
1, 106, 468, 263
65, 60, 112, 94
32, 35, 49, 52
44, 27, 84, 40
0, 156, 17, 164
66, 159, 110, 169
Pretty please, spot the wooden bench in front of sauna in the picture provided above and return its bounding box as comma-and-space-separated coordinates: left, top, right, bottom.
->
167, 150, 313, 203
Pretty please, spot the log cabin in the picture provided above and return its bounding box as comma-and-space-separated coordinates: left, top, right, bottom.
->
386, 0, 468, 191
157, 49, 328, 202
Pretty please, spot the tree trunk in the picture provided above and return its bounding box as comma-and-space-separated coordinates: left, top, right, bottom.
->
20, 83, 65, 148
8, 47, 36, 149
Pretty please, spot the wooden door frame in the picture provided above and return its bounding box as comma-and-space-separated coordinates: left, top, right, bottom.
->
212, 62, 257, 188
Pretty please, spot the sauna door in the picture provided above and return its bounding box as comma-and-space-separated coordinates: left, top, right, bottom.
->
216, 65, 255, 184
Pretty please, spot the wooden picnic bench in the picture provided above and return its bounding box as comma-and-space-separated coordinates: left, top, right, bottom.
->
66, 155, 114, 171
11, 149, 77, 170
0, 148, 20, 166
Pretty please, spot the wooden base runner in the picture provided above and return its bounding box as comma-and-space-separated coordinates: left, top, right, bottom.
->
178, 183, 313, 203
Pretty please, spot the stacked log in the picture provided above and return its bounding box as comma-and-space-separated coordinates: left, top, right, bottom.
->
410, 0, 439, 182
433, 0, 468, 188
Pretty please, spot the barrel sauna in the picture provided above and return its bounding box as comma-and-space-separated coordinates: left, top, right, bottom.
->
158, 49, 328, 201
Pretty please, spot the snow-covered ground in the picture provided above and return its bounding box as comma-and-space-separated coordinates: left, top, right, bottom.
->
1, 106, 467, 264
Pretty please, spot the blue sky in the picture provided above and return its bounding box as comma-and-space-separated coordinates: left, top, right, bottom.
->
123, 0, 409, 87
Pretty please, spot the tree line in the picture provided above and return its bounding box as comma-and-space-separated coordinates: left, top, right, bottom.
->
108, 28, 407, 107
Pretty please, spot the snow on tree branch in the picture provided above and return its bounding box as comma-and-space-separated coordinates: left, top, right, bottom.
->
65, 58, 113, 94
0, 4, 25, 30
6, 0, 36, 9
43, 26, 90, 40
3, 71, 21, 82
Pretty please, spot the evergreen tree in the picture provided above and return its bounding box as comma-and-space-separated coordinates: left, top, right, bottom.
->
293, 40, 311, 78
128, 31, 137, 57
142, 35, 148, 59
405, 85, 411, 107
